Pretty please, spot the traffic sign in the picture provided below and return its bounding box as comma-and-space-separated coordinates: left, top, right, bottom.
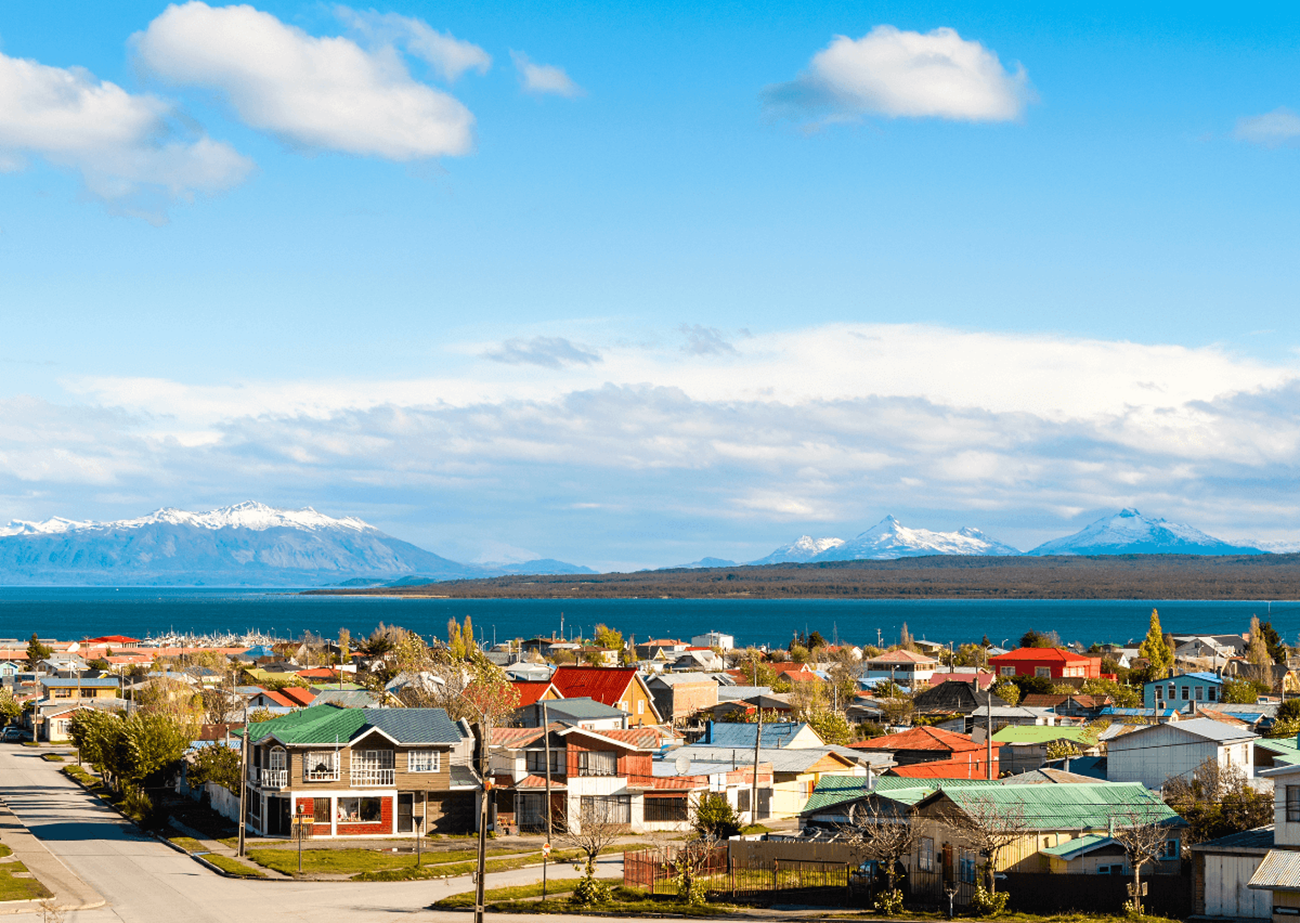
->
542, 843, 551, 858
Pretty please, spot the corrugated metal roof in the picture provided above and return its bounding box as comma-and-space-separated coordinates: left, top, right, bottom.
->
702, 722, 812, 748
1116, 717, 1257, 745
857, 726, 984, 753
681, 744, 853, 774
365, 708, 462, 744
1041, 834, 1115, 859
1248, 849, 1300, 889
993, 726, 1097, 745
927, 782, 1183, 831
247, 705, 460, 746
1192, 825, 1274, 853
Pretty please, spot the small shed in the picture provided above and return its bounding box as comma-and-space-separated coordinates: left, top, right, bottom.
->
1192, 826, 1273, 922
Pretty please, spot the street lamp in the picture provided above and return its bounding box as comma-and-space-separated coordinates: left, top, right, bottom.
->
456, 688, 493, 923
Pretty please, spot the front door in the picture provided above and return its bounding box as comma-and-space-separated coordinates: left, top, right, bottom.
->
398, 794, 414, 833
267, 796, 291, 836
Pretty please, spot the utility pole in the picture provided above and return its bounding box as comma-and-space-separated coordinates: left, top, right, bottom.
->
475, 711, 491, 923
238, 693, 249, 856
985, 684, 993, 780
542, 698, 554, 898
749, 705, 763, 826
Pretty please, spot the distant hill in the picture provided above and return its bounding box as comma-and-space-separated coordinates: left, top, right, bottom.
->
0, 502, 588, 586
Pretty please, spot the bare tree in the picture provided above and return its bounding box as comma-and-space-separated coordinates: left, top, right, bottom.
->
947, 795, 1028, 894
557, 800, 626, 875
1111, 809, 1171, 915
842, 799, 915, 895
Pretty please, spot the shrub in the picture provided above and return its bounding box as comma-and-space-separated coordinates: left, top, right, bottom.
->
571, 875, 611, 905
874, 888, 904, 915
970, 885, 1009, 917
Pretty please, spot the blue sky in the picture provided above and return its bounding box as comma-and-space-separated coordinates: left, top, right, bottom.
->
2, 1, 1299, 568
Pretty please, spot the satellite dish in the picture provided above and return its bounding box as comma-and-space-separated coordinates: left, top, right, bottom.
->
674, 754, 691, 775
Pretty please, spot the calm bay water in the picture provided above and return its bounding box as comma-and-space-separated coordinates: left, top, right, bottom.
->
2, 588, 1300, 649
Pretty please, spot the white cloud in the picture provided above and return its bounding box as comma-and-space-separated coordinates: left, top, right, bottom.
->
134, 2, 475, 159
680, 324, 740, 356
0, 49, 251, 218
483, 336, 601, 369
1233, 107, 1300, 148
510, 51, 583, 97
765, 25, 1032, 124
336, 7, 491, 83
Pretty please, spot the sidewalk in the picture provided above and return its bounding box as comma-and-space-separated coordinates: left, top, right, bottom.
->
0, 797, 104, 915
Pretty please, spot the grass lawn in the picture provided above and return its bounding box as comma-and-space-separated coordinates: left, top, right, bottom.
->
486, 886, 737, 916
0, 861, 54, 902
246, 845, 533, 877
431, 876, 622, 908
204, 855, 268, 879
169, 837, 207, 853
0, 845, 11, 859
40, 753, 64, 762
353, 847, 605, 882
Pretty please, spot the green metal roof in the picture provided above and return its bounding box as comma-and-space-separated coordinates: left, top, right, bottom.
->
1041, 834, 1115, 859
248, 705, 370, 745
923, 782, 1183, 831
1257, 737, 1300, 762
801, 775, 999, 815
992, 726, 1097, 745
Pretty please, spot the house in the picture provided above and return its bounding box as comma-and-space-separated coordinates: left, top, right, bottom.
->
634, 639, 687, 661
771, 662, 822, 684
991, 725, 1099, 775
34, 699, 121, 742
1245, 762, 1300, 920
989, 647, 1103, 680
246, 687, 315, 712
549, 667, 663, 726
652, 753, 773, 825
490, 724, 675, 833
668, 648, 726, 672
854, 726, 997, 778
1191, 826, 1274, 922
516, 697, 629, 731
1144, 672, 1226, 711
864, 650, 941, 686
909, 782, 1184, 907
645, 674, 719, 725
1021, 693, 1113, 719
680, 743, 866, 818
798, 775, 986, 831
38, 677, 120, 700
709, 693, 794, 723
1108, 717, 1257, 789
690, 631, 734, 651
912, 680, 1007, 717
243, 705, 476, 838
511, 681, 562, 708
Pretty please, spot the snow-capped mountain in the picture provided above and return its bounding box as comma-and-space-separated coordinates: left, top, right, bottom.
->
810, 516, 1021, 561
0, 502, 584, 586
750, 536, 845, 565
1026, 508, 1262, 556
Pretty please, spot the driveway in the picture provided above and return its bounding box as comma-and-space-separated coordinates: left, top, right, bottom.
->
0, 745, 622, 923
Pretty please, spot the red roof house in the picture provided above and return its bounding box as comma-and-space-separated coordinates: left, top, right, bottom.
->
988, 647, 1101, 680
512, 681, 562, 708
549, 666, 663, 726
853, 726, 991, 768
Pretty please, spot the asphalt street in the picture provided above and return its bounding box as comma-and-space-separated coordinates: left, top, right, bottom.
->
0, 745, 623, 923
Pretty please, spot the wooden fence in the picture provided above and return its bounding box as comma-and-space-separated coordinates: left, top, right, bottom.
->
624, 843, 856, 905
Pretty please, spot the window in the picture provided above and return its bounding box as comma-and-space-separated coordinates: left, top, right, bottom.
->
918, 837, 934, 872
738, 789, 750, 812
638, 701, 645, 715
53, 688, 71, 698
579, 795, 632, 824
1208, 687, 1218, 702
618, 700, 627, 712
1035, 667, 1051, 678
268, 747, 286, 772
1162, 838, 1180, 859
1288, 786, 1300, 823
1000, 666, 1015, 677
337, 797, 383, 824
1154, 686, 1163, 701
577, 750, 617, 777
959, 849, 977, 883
1196, 686, 1204, 701
313, 798, 331, 823
525, 749, 564, 775
645, 797, 690, 823
304, 751, 339, 782
408, 750, 441, 773
1169, 684, 1177, 699
1181, 686, 1190, 701
517, 793, 547, 830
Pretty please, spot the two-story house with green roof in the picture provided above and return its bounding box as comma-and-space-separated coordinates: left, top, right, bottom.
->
244, 705, 478, 838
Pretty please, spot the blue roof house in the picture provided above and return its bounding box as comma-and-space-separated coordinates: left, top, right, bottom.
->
1143, 672, 1225, 711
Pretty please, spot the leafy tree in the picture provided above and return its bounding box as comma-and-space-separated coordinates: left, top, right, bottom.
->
593, 624, 624, 651
26, 632, 52, 665
1221, 678, 1259, 704
135, 677, 204, 731
990, 678, 1020, 706
806, 709, 853, 745
1081, 677, 1141, 708
788, 643, 811, 664
188, 744, 241, 792
1245, 616, 1276, 684
953, 643, 989, 669
337, 627, 352, 667
736, 649, 777, 687
121, 711, 191, 788
247, 708, 277, 723
1010, 674, 1055, 698
1045, 739, 1082, 760
692, 792, 742, 840
86, 658, 112, 672
1019, 630, 1057, 649
806, 630, 827, 651
1164, 759, 1271, 844
1258, 620, 1288, 664
1138, 609, 1175, 680
0, 689, 21, 724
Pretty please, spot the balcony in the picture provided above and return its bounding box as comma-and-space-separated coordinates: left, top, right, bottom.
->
350, 768, 395, 787
252, 768, 287, 789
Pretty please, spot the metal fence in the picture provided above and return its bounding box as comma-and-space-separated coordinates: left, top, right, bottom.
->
624, 844, 852, 904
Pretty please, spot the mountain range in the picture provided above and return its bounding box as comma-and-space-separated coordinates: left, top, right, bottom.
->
0, 501, 591, 587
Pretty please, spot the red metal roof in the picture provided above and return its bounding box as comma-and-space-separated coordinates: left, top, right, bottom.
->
550, 666, 639, 707
989, 647, 1091, 664
280, 687, 316, 706
888, 758, 997, 780
853, 726, 985, 753
81, 635, 142, 644
512, 681, 559, 707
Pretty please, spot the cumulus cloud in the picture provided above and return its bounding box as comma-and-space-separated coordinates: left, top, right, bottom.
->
764, 25, 1032, 124
0, 49, 252, 219
482, 336, 601, 369
510, 51, 583, 97
336, 7, 491, 82
1233, 107, 1300, 148
134, 2, 475, 159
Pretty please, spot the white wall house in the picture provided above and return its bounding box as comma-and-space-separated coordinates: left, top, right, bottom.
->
1240, 762, 1300, 922
1107, 717, 1257, 790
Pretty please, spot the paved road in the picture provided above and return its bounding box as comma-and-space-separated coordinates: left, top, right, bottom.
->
0, 745, 622, 923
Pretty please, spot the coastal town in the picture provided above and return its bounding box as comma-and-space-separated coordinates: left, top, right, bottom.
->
2, 612, 1299, 921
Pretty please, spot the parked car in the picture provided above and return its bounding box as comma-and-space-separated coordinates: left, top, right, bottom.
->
2, 726, 31, 742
